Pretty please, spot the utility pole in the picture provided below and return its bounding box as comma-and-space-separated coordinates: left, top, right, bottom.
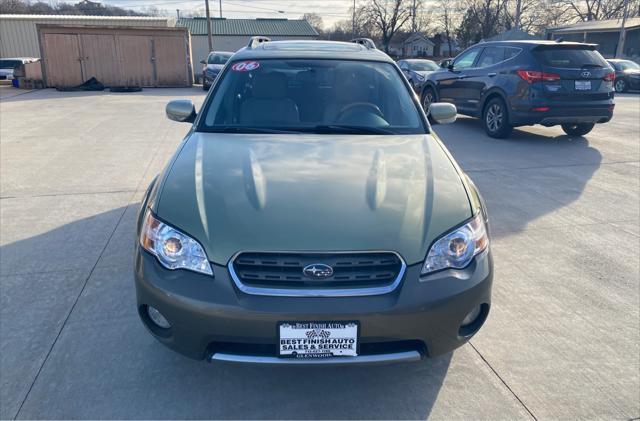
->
616, 0, 629, 58
176, 9, 180, 19
219, 0, 222, 18
205, 0, 213, 52
514, 0, 522, 31
352, 0, 356, 37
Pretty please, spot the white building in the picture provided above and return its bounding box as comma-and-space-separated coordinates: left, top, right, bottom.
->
402, 33, 435, 58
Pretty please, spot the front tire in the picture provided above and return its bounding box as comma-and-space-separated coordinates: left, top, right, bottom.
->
615, 78, 627, 93
482, 98, 513, 138
421, 86, 436, 110
561, 123, 595, 136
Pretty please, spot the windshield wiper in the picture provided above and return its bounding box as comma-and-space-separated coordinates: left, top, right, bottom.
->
208, 126, 303, 134
580, 64, 604, 68
312, 125, 393, 135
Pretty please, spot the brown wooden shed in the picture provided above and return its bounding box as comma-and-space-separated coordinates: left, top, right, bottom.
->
37, 25, 193, 88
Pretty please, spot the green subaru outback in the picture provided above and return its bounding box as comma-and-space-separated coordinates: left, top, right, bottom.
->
135, 38, 493, 364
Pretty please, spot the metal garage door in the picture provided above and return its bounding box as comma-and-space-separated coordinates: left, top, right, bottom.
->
38, 25, 192, 88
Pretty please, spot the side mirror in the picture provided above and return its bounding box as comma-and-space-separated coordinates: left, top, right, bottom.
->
440, 59, 451, 69
200, 59, 206, 64
166, 100, 196, 123
429, 102, 457, 124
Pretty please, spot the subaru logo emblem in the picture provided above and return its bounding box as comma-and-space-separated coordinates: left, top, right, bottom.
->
581, 71, 591, 78
303, 263, 333, 279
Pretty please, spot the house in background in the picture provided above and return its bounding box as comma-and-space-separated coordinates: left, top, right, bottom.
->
402, 33, 435, 57
176, 17, 319, 72
546, 17, 640, 60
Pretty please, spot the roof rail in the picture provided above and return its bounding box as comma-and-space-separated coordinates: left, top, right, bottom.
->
248, 36, 271, 48
351, 38, 377, 49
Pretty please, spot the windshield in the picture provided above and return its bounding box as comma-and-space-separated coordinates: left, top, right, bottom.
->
200, 59, 425, 134
208, 53, 232, 64
0, 60, 21, 69
613, 60, 640, 71
408, 60, 438, 71
533, 47, 608, 68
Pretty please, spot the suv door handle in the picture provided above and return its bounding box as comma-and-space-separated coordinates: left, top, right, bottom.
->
487, 72, 497, 77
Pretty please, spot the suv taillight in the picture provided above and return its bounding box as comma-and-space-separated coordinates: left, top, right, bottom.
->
517, 70, 561, 83
603, 72, 615, 82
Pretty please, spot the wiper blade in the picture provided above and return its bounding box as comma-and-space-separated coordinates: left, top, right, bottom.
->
313, 125, 393, 134
580, 64, 604, 68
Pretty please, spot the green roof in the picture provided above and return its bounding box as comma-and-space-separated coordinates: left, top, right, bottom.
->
176, 18, 318, 37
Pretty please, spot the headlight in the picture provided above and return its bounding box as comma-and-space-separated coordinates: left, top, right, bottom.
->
139, 210, 213, 276
421, 213, 488, 275
416, 74, 426, 82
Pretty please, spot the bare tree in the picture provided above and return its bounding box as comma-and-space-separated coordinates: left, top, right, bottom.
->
301, 12, 324, 34
365, 0, 413, 53
559, 0, 639, 21
434, 0, 458, 57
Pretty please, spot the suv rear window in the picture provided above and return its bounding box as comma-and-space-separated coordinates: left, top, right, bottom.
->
533, 47, 608, 69
200, 59, 425, 134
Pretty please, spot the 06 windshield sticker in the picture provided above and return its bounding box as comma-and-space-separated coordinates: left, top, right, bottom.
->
231, 61, 260, 72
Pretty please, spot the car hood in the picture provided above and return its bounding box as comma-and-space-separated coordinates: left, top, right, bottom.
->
155, 133, 472, 265
622, 69, 640, 75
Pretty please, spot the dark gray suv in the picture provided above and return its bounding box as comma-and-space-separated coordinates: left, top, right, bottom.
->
421, 40, 615, 138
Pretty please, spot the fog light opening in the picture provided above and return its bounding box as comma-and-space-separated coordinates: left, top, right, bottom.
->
458, 303, 489, 338
147, 305, 171, 329
461, 305, 482, 327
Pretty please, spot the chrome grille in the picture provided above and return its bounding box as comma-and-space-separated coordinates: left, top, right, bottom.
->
228, 251, 406, 297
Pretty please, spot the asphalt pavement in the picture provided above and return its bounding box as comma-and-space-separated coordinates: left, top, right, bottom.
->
1, 85, 638, 420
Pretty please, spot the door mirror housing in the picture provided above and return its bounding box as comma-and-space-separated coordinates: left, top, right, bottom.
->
440, 59, 452, 69
429, 102, 457, 124
200, 59, 206, 64
166, 100, 196, 123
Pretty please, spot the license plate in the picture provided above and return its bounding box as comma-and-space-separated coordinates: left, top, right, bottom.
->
575, 80, 591, 90
278, 321, 358, 358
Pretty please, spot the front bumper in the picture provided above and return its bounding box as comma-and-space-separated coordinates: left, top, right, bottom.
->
203, 72, 218, 85
134, 247, 493, 364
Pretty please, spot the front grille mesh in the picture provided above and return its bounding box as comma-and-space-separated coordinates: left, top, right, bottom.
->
231, 251, 404, 290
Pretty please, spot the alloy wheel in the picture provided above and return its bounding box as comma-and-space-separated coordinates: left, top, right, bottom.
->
422, 90, 434, 110
486, 103, 503, 132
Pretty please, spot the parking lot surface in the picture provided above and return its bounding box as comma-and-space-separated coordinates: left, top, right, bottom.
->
1, 86, 638, 420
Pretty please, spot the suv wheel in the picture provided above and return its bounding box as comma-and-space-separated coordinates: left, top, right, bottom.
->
422, 87, 436, 111
561, 123, 595, 136
483, 98, 512, 138
615, 79, 626, 93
